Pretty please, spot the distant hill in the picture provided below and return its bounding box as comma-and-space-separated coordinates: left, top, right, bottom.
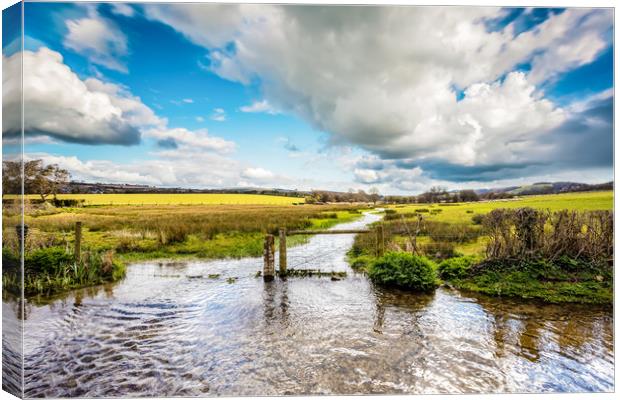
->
64, 181, 310, 197
64, 180, 613, 199
474, 181, 613, 196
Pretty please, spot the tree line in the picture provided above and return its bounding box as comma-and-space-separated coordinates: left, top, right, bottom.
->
2, 160, 70, 201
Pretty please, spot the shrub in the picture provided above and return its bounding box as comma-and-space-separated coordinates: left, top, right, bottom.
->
484, 208, 613, 265
25, 247, 74, 275
415, 208, 429, 213
367, 252, 439, 291
471, 214, 484, 225
51, 199, 85, 208
438, 256, 478, 280
384, 209, 397, 215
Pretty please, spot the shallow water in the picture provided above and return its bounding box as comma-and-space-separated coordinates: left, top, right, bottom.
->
6, 213, 614, 397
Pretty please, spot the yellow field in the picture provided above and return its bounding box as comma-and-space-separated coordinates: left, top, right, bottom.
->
22, 193, 305, 205
390, 191, 613, 223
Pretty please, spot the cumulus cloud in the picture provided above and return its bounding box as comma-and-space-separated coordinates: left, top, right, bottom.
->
145, 5, 612, 183
350, 91, 612, 186
241, 167, 274, 181
27, 152, 241, 188
2, 47, 150, 145
3, 46, 240, 162
63, 6, 128, 72
145, 127, 236, 154
111, 3, 135, 17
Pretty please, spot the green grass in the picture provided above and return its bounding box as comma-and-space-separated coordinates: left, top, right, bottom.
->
382, 191, 613, 256
450, 258, 612, 304
6, 204, 364, 266
16, 193, 305, 205
2, 247, 126, 297
389, 191, 613, 224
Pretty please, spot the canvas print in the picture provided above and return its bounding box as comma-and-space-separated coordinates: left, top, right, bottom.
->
1, 1, 614, 398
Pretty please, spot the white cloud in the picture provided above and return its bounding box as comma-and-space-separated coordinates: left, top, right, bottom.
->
145, 127, 235, 154
210, 108, 227, 122
145, 5, 611, 177
182, 98, 194, 103
241, 167, 274, 181
26, 152, 240, 188
196, 116, 205, 122
111, 4, 135, 17
3, 46, 240, 164
353, 169, 380, 184
63, 7, 128, 72
3, 48, 149, 144
239, 99, 279, 114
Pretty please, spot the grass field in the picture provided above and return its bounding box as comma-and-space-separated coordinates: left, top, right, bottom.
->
20, 193, 305, 205
2, 203, 361, 264
389, 191, 613, 223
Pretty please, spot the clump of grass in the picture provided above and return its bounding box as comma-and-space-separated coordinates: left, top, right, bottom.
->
2, 246, 126, 296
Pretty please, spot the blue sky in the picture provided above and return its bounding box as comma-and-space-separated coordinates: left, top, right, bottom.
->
2, 3, 614, 194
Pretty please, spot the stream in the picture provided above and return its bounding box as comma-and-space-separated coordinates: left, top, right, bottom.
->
3, 212, 614, 396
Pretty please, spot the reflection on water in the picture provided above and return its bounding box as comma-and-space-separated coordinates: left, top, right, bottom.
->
6, 213, 614, 397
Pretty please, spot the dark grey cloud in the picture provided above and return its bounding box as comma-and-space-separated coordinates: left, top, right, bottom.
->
539, 96, 613, 168
157, 137, 179, 149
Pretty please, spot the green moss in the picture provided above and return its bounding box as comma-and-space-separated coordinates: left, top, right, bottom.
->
449, 258, 612, 304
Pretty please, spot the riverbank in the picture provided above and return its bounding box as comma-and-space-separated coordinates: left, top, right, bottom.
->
2, 247, 126, 297
349, 206, 613, 305
2, 204, 365, 296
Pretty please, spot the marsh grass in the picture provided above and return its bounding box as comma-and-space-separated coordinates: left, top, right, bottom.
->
2, 247, 126, 296
6, 203, 362, 265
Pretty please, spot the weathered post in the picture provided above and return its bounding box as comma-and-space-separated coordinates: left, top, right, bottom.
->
377, 224, 385, 257
74, 221, 82, 262
379, 224, 385, 257
16, 224, 29, 256
279, 227, 287, 276
263, 234, 275, 281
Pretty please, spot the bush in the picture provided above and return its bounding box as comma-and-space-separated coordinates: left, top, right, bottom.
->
484, 208, 613, 265
367, 252, 439, 291
415, 208, 429, 213
51, 199, 85, 208
384, 209, 397, 215
438, 256, 478, 280
25, 247, 74, 275
471, 214, 484, 225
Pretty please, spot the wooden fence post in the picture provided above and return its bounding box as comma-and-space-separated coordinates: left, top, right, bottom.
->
279, 227, 287, 276
377, 224, 385, 257
263, 234, 275, 281
74, 221, 82, 262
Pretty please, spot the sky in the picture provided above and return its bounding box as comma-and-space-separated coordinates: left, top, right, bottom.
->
1, 2, 614, 195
